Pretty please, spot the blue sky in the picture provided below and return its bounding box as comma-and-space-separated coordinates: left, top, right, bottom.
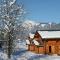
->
17, 0, 60, 23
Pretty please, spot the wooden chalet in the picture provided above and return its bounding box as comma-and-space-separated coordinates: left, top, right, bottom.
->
26, 30, 60, 55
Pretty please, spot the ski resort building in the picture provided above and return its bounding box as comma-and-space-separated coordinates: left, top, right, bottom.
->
26, 30, 60, 55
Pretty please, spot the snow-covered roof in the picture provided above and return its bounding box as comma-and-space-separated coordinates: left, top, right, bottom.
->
29, 33, 34, 39
33, 40, 39, 45
38, 31, 60, 38
26, 40, 30, 44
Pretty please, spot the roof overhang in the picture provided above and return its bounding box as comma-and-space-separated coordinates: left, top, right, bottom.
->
38, 30, 60, 39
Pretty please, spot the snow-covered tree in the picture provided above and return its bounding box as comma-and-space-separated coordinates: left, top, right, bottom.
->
0, 0, 25, 58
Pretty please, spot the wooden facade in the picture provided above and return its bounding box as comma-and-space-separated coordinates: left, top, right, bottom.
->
26, 31, 60, 55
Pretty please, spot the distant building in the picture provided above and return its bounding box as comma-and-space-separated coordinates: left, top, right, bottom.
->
26, 30, 60, 55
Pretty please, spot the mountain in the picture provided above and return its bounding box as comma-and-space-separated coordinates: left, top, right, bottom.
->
22, 20, 39, 29
22, 20, 60, 31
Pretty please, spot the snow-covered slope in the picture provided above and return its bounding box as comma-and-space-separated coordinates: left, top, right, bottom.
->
0, 39, 60, 60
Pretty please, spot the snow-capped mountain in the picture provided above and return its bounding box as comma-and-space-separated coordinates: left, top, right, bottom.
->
22, 20, 39, 29
22, 20, 60, 31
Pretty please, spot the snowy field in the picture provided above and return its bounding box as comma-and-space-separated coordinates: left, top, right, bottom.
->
0, 39, 60, 60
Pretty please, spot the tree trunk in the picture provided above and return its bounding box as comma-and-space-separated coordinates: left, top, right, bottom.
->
7, 31, 13, 58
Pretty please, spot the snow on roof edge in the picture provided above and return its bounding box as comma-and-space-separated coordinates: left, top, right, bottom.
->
38, 31, 60, 39
29, 33, 34, 38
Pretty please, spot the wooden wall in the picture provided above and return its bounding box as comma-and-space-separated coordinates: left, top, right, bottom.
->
44, 39, 60, 55
28, 40, 60, 55
28, 31, 60, 55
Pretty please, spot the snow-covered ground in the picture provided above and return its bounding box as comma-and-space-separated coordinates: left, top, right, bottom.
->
0, 39, 60, 60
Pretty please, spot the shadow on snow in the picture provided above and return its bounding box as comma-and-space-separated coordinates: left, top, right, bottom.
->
28, 54, 48, 60
13, 48, 27, 56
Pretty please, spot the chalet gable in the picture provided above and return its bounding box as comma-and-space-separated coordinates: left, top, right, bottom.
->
34, 31, 42, 39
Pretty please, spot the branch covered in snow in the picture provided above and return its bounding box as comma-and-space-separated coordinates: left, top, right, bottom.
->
0, 0, 26, 58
